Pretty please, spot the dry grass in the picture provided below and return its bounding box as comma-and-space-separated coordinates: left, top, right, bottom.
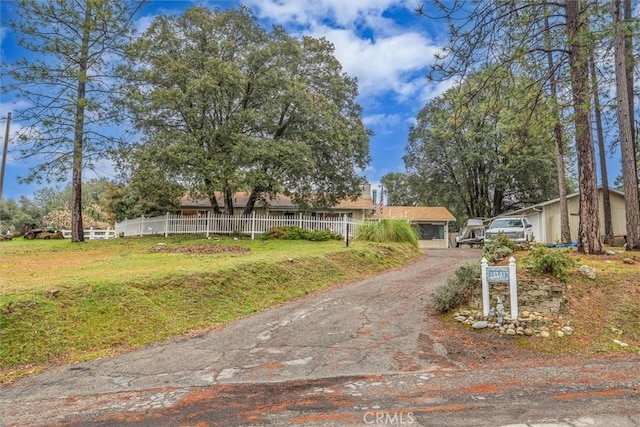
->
519, 249, 640, 355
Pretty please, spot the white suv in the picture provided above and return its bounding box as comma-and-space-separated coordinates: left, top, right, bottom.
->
484, 217, 533, 244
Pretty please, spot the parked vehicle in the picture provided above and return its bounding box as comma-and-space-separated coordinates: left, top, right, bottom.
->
484, 217, 533, 244
455, 217, 486, 247
21, 223, 64, 240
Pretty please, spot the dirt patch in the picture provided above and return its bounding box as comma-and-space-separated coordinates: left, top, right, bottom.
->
422, 306, 552, 367
149, 245, 250, 255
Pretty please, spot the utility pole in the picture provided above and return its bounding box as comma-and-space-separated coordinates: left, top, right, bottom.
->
0, 112, 11, 201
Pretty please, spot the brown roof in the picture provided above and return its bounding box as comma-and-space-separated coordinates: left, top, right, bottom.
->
180, 192, 373, 210
373, 206, 456, 222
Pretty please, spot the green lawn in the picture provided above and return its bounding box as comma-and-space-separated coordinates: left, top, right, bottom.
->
0, 235, 421, 383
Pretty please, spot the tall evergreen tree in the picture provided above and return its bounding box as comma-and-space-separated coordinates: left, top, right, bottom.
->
4, 0, 144, 242
613, 0, 640, 249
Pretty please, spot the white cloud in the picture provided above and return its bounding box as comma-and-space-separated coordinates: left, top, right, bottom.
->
244, 0, 443, 102
314, 27, 441, 100
363, 113, 401, 127
243, 0, 403, 29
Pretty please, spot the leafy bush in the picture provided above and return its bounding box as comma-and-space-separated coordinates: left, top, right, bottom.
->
483, 232, 515, 263
432, 262, 481, 313
355, 219, 419, 248
262, 226, 341, 241
522, 245, 577, 281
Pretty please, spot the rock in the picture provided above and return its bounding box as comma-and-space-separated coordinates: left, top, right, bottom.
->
578, 265, 597, 279
506, 329, 517, 335
521, 311, 530, 318
524, 328, 533, 336
540, 331, 550, 338
556, 330, 565, 337
623, 258, 635, 265
610, 326, 623, 335
455, 316, 467, 322
613, 339, 629, 347
562, 326, 574, 335
606, 250, 616, 255
472, 321, 489, 329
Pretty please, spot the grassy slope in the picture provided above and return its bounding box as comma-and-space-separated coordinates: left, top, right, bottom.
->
0, 236, 421, 383
518, 250, 640, 355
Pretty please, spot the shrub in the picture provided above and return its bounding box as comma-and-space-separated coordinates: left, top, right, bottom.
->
522, 245, 576, 281
355, 219, 419, 247
483, 232, 515, 263
432, 262, 481, 313
262, 226, 341, 241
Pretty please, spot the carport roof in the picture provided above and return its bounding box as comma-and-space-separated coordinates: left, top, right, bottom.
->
373, 206, 456, 222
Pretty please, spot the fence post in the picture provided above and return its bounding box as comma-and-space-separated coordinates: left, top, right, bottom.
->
206, 211, 210, 238
343, 215, 348, 243
140, 215, 144, 236
481, 258, 490, 317
164, 212, 169, 237
509, 257, 518, 319
251, 211, 256, 240
89, 227, 94, 240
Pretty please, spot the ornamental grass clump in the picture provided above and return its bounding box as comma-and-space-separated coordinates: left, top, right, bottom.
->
355, 219, 419, 247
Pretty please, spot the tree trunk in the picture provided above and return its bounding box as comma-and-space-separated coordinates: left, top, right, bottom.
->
613, 0, 640, 250
590, 51, 614, 246
243, 188, 261, 216
566, 0, 603, 254
623, 0, 636, 154
544, 12, 572, 244
208, 193, 221, 215
224, 186, 234, 215
71, 2, 93, 243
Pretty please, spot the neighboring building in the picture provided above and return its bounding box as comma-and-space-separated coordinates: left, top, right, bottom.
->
179, 184, 374, 221
499, 188, 628, 245
370, 206, 456, 249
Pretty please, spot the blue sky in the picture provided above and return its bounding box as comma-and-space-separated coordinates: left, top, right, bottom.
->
0, 0, 624, 201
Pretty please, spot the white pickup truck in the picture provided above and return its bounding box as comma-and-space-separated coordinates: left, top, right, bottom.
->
484, 217, 533, 244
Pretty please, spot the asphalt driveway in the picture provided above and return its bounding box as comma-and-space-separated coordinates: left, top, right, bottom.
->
1, 248, 638, 426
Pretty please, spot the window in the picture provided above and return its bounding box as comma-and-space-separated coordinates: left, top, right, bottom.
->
416, 223, 444, 240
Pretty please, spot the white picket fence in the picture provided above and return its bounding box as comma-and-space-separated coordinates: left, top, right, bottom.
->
61, 228, 117, 239
114, 213, 363, 240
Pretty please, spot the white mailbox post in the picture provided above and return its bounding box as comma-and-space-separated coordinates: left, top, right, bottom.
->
481, 257, 518, 319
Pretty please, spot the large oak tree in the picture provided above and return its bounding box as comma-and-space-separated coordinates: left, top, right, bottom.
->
405, 71, 561, 221
118, 7, 370, 215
